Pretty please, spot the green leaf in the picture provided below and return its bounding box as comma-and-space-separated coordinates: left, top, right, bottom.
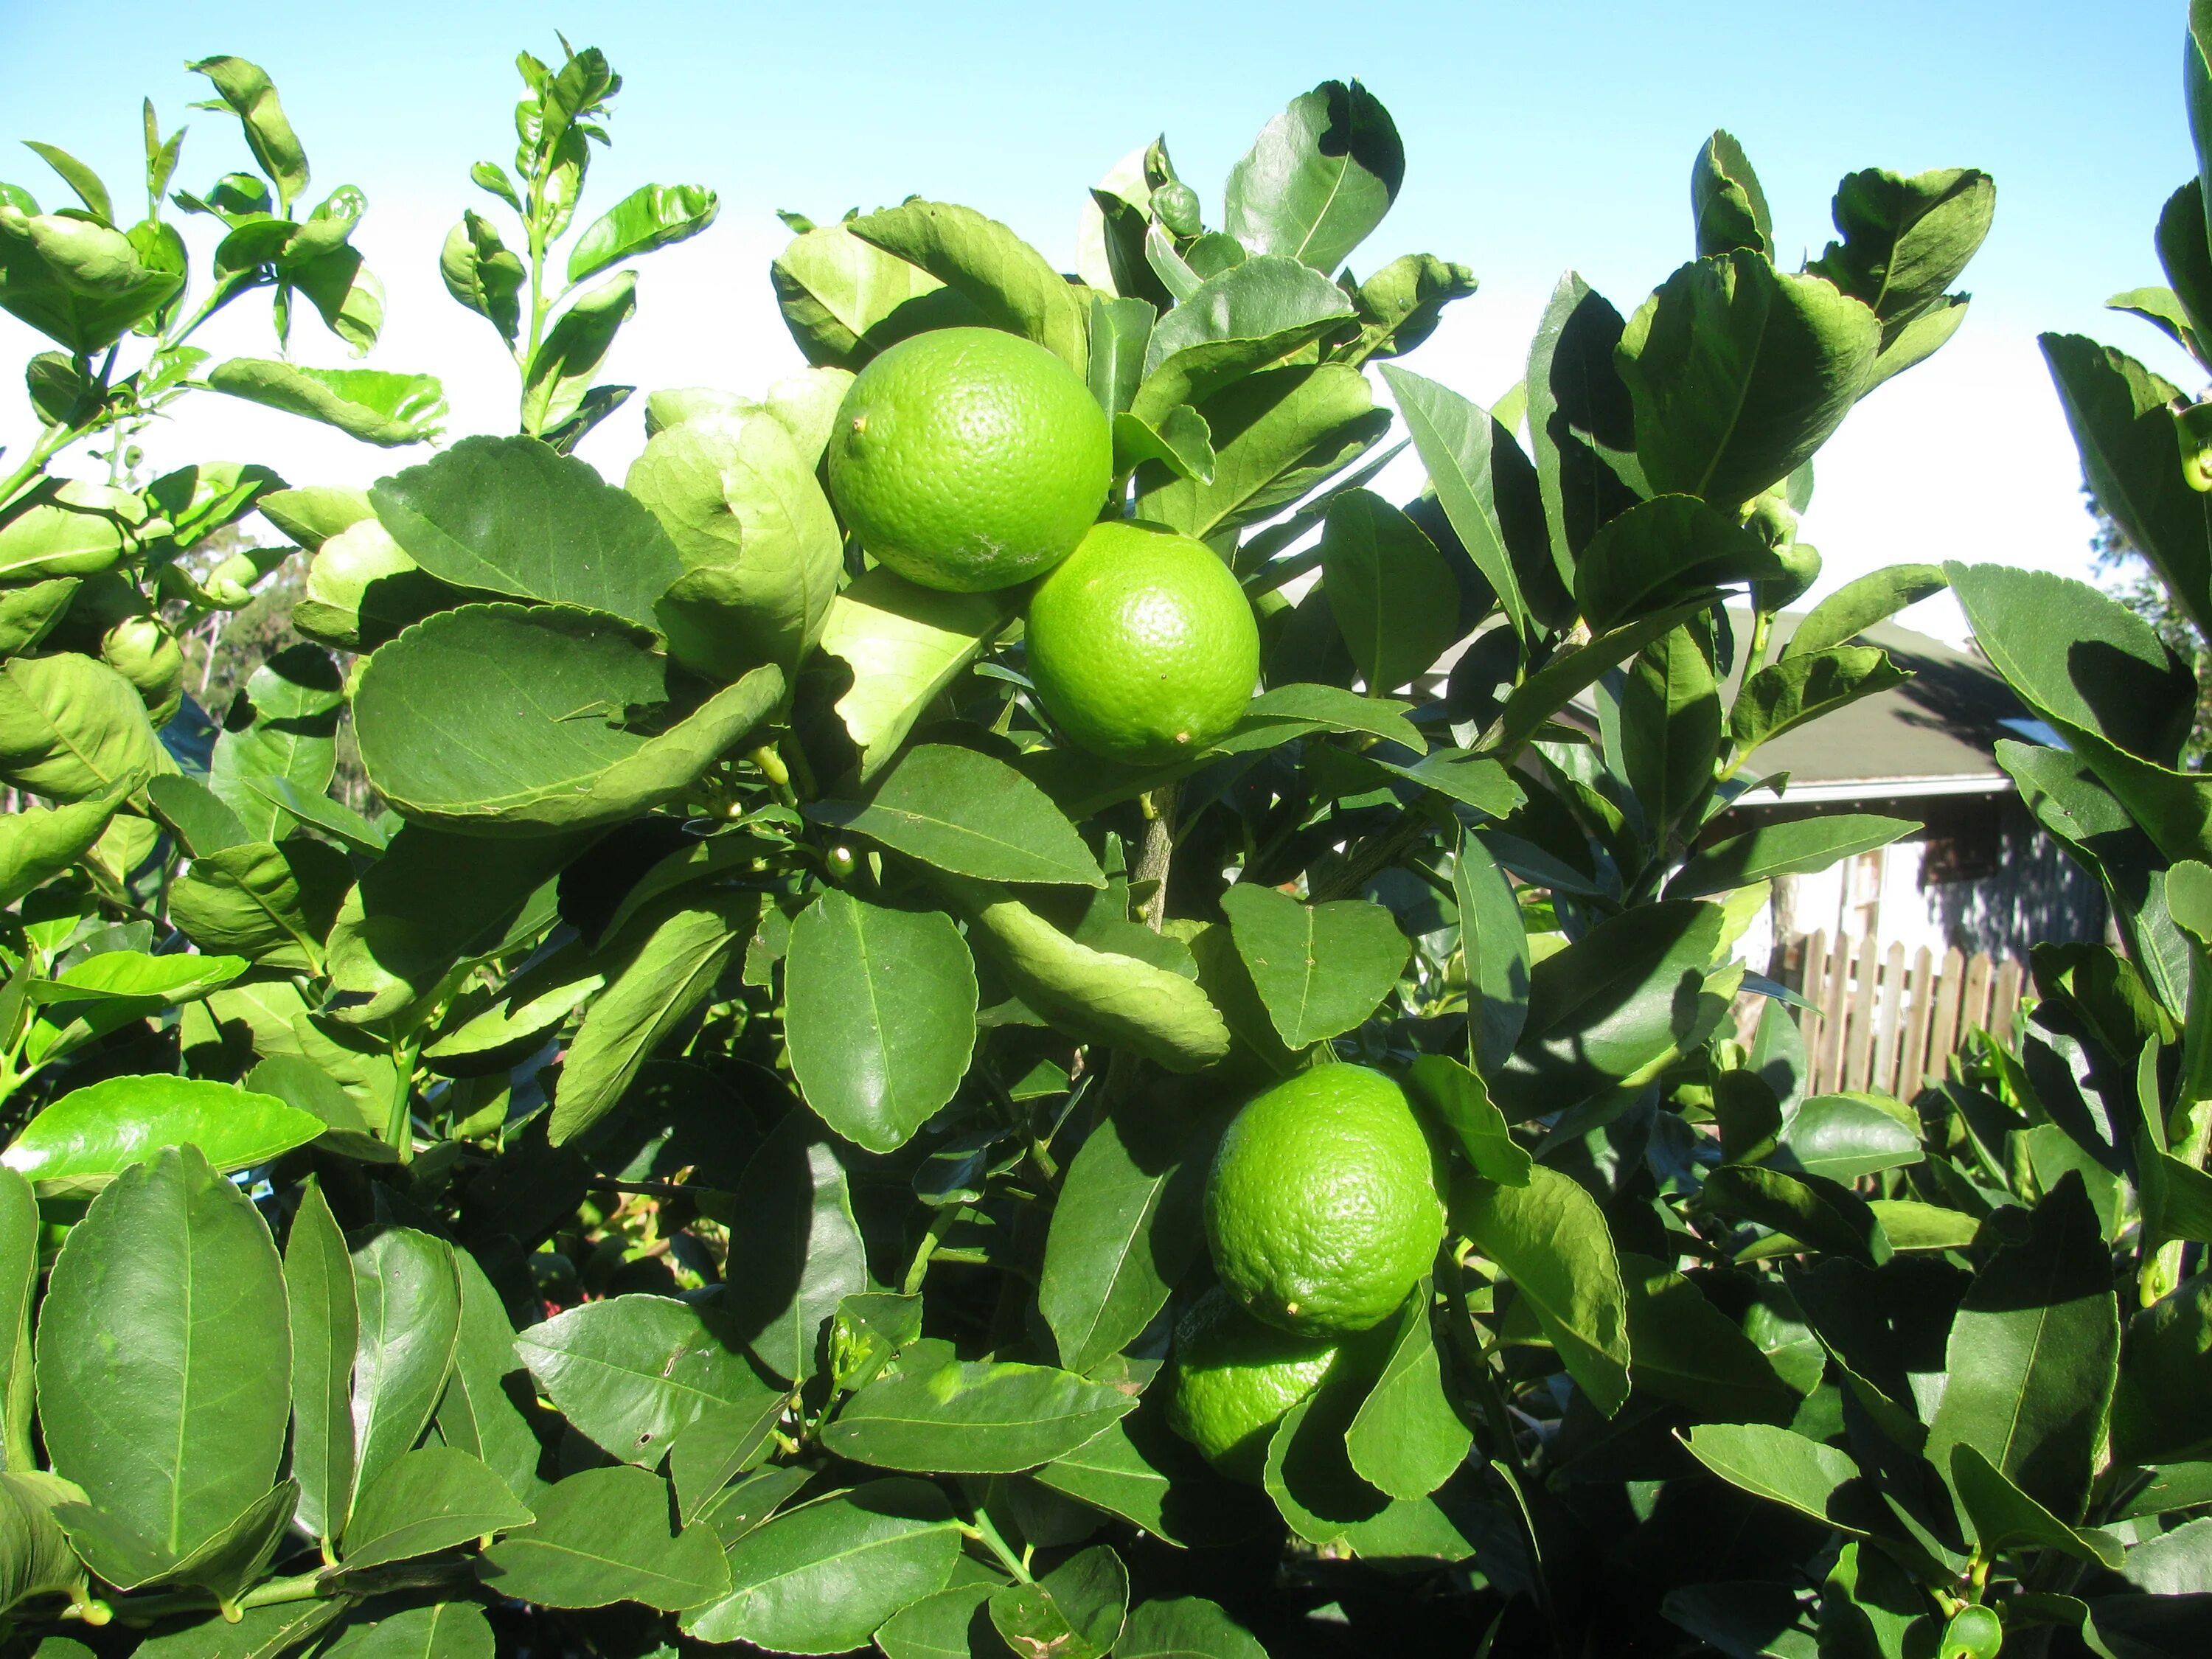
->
1224, 80, 1402, 272
321, 1603, 492, 1659
0, 479, 150, 582
0, 791, 120, 905
1343, 253, 1479, 363
1244, 681, 1425, 749
1319, 488, 1460, 695
348, 1227, 462, 1514
1452, 832, 1531, 1079
1524, 274, 1639, 589
1807, 168, 1994, 383
1781, 1093, 1924, 1183
549, 886, 758, 1144
784, 891, 976, 1154
1486, 599, 1716, 755
1040, 1099, 1221, 1375
0, 1170, 33, 1474
1730, 646, 1910, 759
810, 744, 1105, 887
569, 182, 718, 284
285, 1180, 355, 1545
1218, 882, 1409, 1048
4, 1075, 319, 1196
207, 644, 344, 841
1114, 406, 1217, 483
1133, 258, 1357, 422
990, 1542, 1128, 1659
35, 1146, 288, 1562
187, 57, 307, 210
205, 360, 445, 446
823, 1357, 1140, 1474
1573, 494, 1786, 633
136, 1600, 345, 1659
1692, 131, 1773, 258
0, 1470, 85, 1615
681, 1479, 962, 1651
1345, 1284, 1473, 1500
0, 651, 170, 801
1782, 564, 1948, 659
1377, 364, 1531, 641
160, 1479, 298, 1605
818, 570, 1015, 780
0, 577, 83, 655
21, 141, 111, 221
355, 605, 782, 837
1453, 1166, 1632, 1414
1947, 1442, 2123, 1571
1405, 1054, 1530, 1186
1120, 1596, 1270, 1659
440, 212, 524, 345
1620, 1253, 1798, 1425
1089, 293, 1155, 415
849, 200, 1088, 374
167, 839, 352, 973
1924, 1173, 2118, 1522
771, 221, 981, 369
1138, 364, 1385, 543
1702, 1164, 1891, 1266
516, 1293, 785, 1467
479, 1464, 729, 1610
633, 407, 842, 678
369, 435, 682, 629
1620, 622, 1720, 843
723, 1113, 867, 1385
521, 272, 636, 439
1616, 251, 1880, 509
434, 1249, 545, 1503
1669, 814, 1917, 900
1680, 1422, 1865, 1532
875, 1583, 998, 1659
342, 1447, 532, 1568
1262, 1352, 1475, 1558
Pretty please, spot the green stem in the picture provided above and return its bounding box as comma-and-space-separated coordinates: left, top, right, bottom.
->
962, 1506, 1032, 1584
99, 1571, 327, 1627
384, 1039, 420, 1164
901, 1205, 960, 1296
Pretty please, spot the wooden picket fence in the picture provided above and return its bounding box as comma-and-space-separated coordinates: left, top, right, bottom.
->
1778, 931, 2026, 1098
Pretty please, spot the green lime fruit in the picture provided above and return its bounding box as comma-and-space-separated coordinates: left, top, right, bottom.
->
824, 327, 1110, 593
1024, 520, 1261, 765
1204, 1064, 1444, 1339
1166, 1284, 1337, 1483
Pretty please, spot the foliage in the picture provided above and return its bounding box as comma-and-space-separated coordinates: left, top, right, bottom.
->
0, 18, 2197, 1659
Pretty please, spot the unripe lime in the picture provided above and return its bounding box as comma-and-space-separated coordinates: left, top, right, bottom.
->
100, 616, 182, 725
1166, 1284, 1336, 1482
825, 327, 1110, 593
1152, 182, 1203, 238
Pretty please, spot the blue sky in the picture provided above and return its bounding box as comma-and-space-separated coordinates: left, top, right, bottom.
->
0, 1, 2191, 639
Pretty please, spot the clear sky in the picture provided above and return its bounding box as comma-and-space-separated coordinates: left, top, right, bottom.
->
0, 0, 2190, 641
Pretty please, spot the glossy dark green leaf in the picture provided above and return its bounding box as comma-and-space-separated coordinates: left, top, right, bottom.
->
1620, 622, 1719, 843
549, 886, 758, 1144
990, 1542, 1128, 1659
1136, 364, 1385, 543
1120, 1596, 1270, 1659
321, 1602, 493, 1659
1224, 80, 1402, 273
4, 1074, 319, 1193
1218, 882, 1408, 1048
809, 744, 1104, 888
35, 1146, 288, 1562
167, 838, 352, 973
205, 360, 445, 447
1806, 167, 1993, 382
1621, 1253, 1797, 1425
1573, 495, 1785, 633
668, 1396, 787, 1525
1947, 1442, 2121, 1571
0, 1470, 85, 1614
479, 1464, 728, 1610
723, 1113, 867, 1385
1319, 488, 1459, 695
1617, 251, 1880, 509
850, 200, 1087, 373
824, 1357, 1139, 1474
1703, 1164, 1891, 1266
349, 1227, 462, 1513
784, 891, 976, 1154
1450, 832, 1531, 1080
1343, 252, 1478, 363
516, 1293, 785, 1467
1783, 564, 1948, 659
1691, 131, 1773, 258
681, 1479, 961, 1651
569, 181, 718, 283
1377, 364, 1531, 641
1454, 1167, 1631, 1414
1669, 814, 1917, 900
434, 1248, 545, 1503
1781, 1093, 1924, 1183
1262, 1352, 1478, 1559
134, 1599, 345, 1659
1730, 645, 1910, 759
1040, 1098, 1220, 1374
875, 1582, 998, 1659
1406, 1054, 1529, 1186
369, 436, 681, 629
1924, 1173, 2118, 1521
162, 1478, 299, 1605
341, 1446, 532, 1568
1345, 1284, 1472, 1500
354, 605, 782, 836
1679, 1422, 1864, 1532
285, 1180, 356, 1543
1135, 257, 1354, 418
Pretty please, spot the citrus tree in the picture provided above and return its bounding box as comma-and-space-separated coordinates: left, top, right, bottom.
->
0, 22, 2194, 1659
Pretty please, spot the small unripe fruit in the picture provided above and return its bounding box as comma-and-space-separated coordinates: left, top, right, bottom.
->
1751, 538, 1821, 614
1152, 181, 1202, 238
1940, 1604, 2002, 1659
100, 615, 183, 726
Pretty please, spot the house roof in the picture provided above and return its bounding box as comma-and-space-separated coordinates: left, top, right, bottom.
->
1730, 611, 2031, 803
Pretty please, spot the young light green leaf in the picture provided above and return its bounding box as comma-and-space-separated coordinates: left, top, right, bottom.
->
0, 651, 172, 801
682, 1479, 962, 1651
0, 791, 119, 905
205, 361, 445, 447
784, 891, 976, 1154
4, 1075, 321, 1194
479, 1465, 728, 1610
521, 271, 636, 437
167, 839, 352, 973
1453, 1166, 1631, 1415
568, 182, 719, 284
187, 56, 307, 208
0, 1170, 33, 1475
849, 199, 1088, 374
770, 220, 981, 369
817, 568, 1016, 780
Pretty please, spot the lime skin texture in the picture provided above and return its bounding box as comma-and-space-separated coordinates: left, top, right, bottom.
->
1203, 1063, 1445, 1340
1166, 1284, 1338, 1483
824, 326, 1110, 594
1024, 519, 1262, 765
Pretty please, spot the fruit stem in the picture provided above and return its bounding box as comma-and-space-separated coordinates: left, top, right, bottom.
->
1135, 782, 1180, 931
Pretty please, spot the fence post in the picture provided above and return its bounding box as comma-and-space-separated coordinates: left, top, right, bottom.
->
1902, 945, 1935, 1093
1844, 933, 1879, 1092
1872, 942, 1907, 1096
1818, 933, 1851, 1094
